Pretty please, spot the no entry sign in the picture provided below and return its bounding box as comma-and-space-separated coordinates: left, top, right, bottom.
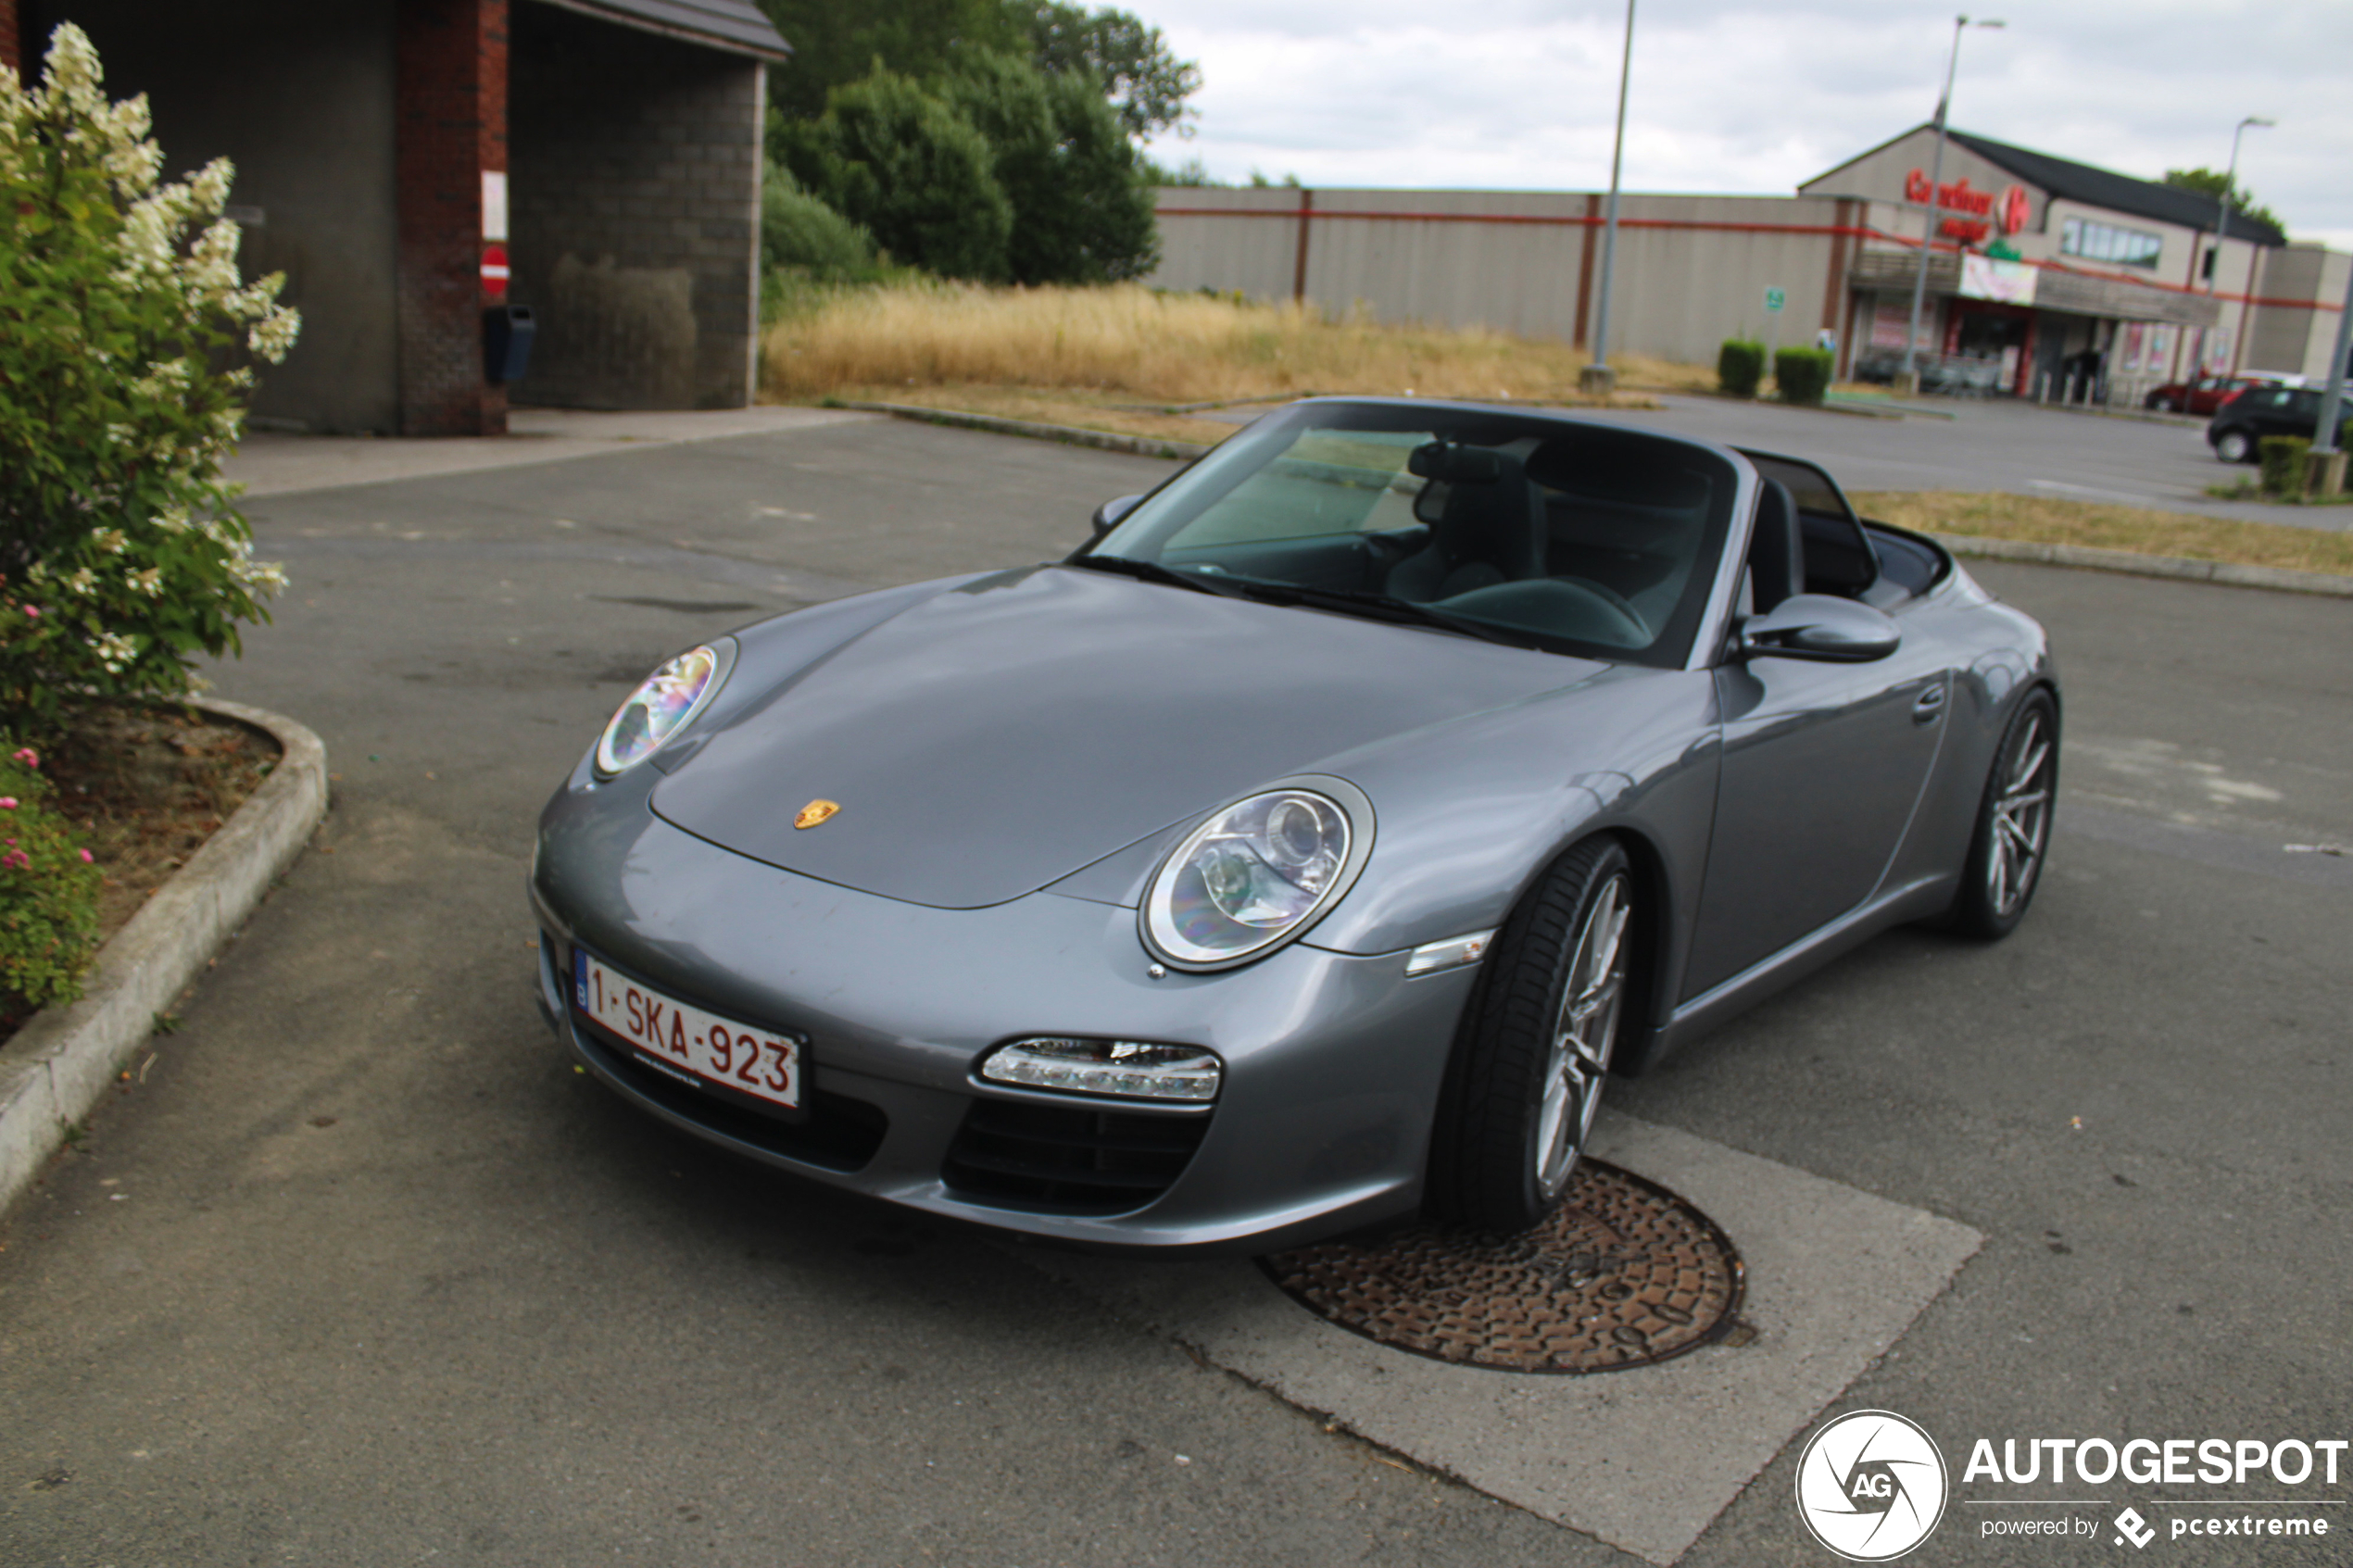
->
482, 245, 510, 299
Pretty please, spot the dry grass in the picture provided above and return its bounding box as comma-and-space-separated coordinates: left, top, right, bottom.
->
762, 280, 1676, 410
1850, 491, 2353, 577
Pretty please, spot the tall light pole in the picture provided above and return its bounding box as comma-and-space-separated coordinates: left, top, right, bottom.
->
1900, 15, 2004, 395
1580, 0, 1637, 397
2197, 114, 2272, 375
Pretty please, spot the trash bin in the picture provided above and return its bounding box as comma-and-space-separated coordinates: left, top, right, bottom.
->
484, 305, 535, 384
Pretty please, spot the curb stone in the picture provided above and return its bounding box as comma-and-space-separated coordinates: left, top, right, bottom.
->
835, 400, 1214, 461
844, 399, 2353, 598
1936, 533, 2353, 597
0, 698, 328, 1218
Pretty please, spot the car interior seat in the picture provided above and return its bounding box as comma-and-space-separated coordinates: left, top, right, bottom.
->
1746, 479, 1805, 613
1387, 444, 1545, 602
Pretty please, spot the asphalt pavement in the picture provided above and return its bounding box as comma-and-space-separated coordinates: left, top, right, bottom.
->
1, 412, 2346, 1566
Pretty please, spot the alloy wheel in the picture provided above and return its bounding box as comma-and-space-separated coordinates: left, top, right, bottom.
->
1535, 872, 1631, 1198
1987, 711, 2054, 917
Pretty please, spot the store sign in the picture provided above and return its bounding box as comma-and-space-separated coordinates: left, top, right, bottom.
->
1959, 255, 2038, 306
1904, 170, 2032, 245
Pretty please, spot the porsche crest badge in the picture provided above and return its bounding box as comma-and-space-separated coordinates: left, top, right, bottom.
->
794, 799, 841, 830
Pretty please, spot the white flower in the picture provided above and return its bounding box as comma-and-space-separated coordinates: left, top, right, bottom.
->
89, 528, 128, 554
248, 303, 301, 363
233, 558, 288, 597
128, 567, 164, 597
154, 508, 190, 534
91, 632, 137, 673
65, 567, 96, 595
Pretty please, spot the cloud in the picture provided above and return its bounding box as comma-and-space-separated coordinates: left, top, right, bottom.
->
1140, 0, 2353, 247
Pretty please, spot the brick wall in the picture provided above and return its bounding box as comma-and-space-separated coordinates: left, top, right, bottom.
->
395, 0, 507, 435
1, 0, 20, 77
508, 3, 761, 410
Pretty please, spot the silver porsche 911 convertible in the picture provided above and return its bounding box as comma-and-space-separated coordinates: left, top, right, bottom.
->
529, 398, 2057, 1250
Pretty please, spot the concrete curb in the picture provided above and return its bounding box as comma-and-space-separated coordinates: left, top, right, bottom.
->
835, 400, 1214, 461
0, 698, 328, 1218
1937, 533, 2353, 596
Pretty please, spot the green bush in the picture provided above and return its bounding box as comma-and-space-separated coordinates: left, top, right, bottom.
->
1718, 340, 1765, 398
776, 69, 1014, 282
2259, 434, 2310, 497
761, 163, 883, 281
941, 51, 1159, 285
1774, 346, 1835, 407
0, 745, 102, 1019
0, 26, 296, 741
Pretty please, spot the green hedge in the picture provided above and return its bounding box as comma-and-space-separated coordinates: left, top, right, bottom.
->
1774, 347, 1835, 407
1718, 340, 1765, 398
2259, 435, 2310, 497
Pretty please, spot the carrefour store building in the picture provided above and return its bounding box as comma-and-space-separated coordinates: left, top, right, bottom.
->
1149, 124, 2348, 408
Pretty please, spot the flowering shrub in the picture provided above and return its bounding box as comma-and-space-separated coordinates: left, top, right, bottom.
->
0, 25, 297, 738
0, 745, 101, 1017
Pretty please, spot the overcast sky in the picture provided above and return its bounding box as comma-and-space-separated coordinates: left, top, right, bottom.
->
1137, 1, 2353, 253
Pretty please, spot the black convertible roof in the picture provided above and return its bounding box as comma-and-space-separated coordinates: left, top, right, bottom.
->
531, 0, 791, 60
1944, 130, 2284, 245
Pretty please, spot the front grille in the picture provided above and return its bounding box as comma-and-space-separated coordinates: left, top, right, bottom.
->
942, 1098, 1211, 1214
574, 1015, 887, 1173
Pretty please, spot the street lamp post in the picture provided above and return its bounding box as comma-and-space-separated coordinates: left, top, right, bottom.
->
1899, 15, 2004, 396
2197, 115, 2273, 376
1580, 0, 1637, 397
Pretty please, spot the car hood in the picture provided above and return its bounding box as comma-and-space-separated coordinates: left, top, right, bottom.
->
650, 565, 1604, 908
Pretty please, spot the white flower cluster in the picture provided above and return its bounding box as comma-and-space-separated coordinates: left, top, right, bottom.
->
91, 632, 138, 674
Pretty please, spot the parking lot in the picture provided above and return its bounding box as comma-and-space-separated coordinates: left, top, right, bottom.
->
1, 410, 2347, 1566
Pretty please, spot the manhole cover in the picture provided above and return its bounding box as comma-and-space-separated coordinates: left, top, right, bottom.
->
1259, 1160, 1744, 1374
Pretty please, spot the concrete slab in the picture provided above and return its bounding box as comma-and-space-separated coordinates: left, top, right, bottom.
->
1019, 1113, 1982, 1566
227, 406, 875, 497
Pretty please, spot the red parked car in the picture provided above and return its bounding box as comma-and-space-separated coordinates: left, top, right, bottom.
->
2143, 373, 2290, 415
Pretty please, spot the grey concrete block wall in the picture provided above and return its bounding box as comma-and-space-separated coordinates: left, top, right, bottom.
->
507, 2, 761, 411
33, 0, 403, 434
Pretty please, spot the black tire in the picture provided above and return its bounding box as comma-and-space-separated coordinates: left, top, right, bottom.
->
1948, 689, 2058, 940
2214, 428, 2254, 464
1428, 837, 1636, 1233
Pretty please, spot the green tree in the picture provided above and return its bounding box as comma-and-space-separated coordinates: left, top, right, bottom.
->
2162, 167, 2286, 237
942, 52, 1158, 284
1010, 2, 1201, 139
760, 0, 1019, 121
761, 162, 882, 280
0, 25, 297, 739
777, 70, 1013, 282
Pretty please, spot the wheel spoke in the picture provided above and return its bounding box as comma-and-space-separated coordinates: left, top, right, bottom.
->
1539, 874, 1633, 1194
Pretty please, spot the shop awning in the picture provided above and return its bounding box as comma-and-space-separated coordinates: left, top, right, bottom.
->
1847, 251, 2219, 328
527, 0, 791, 61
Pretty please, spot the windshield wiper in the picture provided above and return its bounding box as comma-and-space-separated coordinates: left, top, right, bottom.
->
1066, 554, 1249, 598
1225, 578, 1531, 648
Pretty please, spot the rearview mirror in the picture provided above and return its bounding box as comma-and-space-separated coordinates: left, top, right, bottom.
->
1091, 494, 1144, 536
1737, 595, 1901, 662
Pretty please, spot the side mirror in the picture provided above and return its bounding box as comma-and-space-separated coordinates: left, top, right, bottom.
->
1737, 594, 1901, 662
1091, 494, 1144, 537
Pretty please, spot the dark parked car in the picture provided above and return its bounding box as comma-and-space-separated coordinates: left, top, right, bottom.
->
2207, 384, 2348, 463
531, 399, 2058, 1250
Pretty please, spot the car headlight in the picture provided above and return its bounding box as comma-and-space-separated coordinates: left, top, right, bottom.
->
595, 642, 734, 776
1140, 778, 1375, 971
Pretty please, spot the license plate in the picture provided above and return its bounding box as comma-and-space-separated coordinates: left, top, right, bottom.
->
574, 950, 803, 1111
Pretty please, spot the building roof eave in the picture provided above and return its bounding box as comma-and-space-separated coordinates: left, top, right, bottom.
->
525, 0, 792, 62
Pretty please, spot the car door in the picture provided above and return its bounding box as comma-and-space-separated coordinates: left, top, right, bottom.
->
1680, 463, 1956, 999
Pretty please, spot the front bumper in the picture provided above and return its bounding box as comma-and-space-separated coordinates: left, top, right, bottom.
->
530, 784, 1478, 1253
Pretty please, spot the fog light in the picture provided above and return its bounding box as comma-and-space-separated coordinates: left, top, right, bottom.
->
979, 1037, 1221, 1102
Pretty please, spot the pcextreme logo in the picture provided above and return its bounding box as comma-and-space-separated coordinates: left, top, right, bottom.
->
1795, 1410, 1950, 1561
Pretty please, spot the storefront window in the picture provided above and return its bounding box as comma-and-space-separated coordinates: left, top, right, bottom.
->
2060, 217, 2163, 269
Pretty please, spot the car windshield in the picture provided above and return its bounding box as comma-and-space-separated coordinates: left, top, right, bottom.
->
1078, 400, 1741, 667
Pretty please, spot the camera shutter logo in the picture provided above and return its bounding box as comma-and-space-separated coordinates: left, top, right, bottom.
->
1794, 1410, 1949, 1561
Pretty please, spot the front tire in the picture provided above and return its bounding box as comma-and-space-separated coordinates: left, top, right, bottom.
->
1948, 690, 2058, 939
1428, 838, 1635, 1233
2214, 428, 2254, 464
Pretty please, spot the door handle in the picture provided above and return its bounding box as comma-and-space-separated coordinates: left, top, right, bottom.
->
1913, 683, 1948, 724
